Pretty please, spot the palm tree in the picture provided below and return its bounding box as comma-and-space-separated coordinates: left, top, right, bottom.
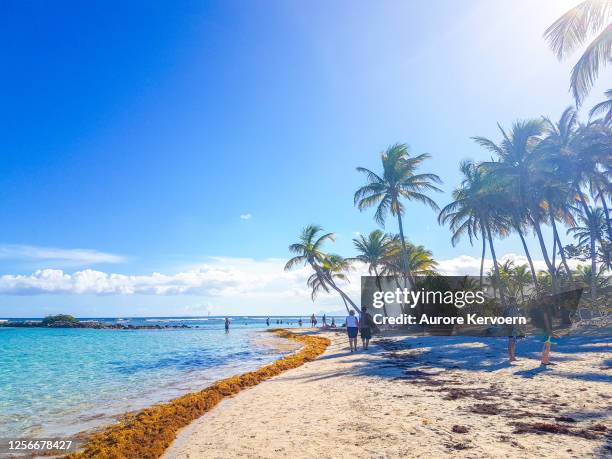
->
539, 107, 580, 278
475, 121, 549, 293
575, 264, 609, 295
350, 230, 394, 316
512, 263, 533, 302
381, 239, 438, 277
285, 225, 360, 312
438, 160, 490, 286
567, 206, 607, 299
354, 143, 442, 280
590, 89, 612, 124
308, 254, 352, 313
544, 0, 612, 105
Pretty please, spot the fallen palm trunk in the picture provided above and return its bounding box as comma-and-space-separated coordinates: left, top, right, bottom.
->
66, 329, 330, 459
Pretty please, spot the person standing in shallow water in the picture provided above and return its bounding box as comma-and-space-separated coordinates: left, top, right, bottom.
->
346, 310, 359, 352
224, 317, 230, 332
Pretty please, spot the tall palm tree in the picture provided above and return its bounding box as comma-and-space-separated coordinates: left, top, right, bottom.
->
350, 230, 394, 316
475, 121, 549, 292
438, 160, 490, 286
590, 89, 612, 124
285, 225, 360, 312
539, 107, 581, 277
544, 0, 612, 105
567, 206, 607, 299
354, 143, 442, 280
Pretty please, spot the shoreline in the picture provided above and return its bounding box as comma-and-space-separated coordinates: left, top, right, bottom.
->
65, 329, 330, 459
165, 329, 611, 458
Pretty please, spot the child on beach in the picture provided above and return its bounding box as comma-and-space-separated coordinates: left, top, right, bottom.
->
346, 310, 359, 352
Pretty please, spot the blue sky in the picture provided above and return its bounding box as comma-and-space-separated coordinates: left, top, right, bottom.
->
0, 0, 609, 316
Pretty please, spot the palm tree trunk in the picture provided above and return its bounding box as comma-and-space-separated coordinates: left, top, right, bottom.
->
530, 213, 557, 293
341, 296, 350, 314
373, 266, 389, 317
396, 212, 414, 285
485, 222, 505, 303
597, 185, 612, 241
549, 209, 572, 279
314, 264, 361, 313
479, 227, 486, 288
513, 217, 538, 288
590, 234, 597, 301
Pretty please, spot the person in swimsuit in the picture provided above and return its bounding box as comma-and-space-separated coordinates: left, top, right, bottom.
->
224, 317, 230, 332
346, 310, 359, 352
360, 307, 373, 350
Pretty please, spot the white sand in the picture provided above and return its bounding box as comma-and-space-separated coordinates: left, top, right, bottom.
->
164, 329, 611, 458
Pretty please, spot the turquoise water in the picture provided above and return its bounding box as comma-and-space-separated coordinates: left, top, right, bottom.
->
0, 317, 321, 438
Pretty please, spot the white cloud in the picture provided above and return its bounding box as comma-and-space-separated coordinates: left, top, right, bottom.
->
436, 253, 582, 276
0, 253, 584, 316
239, 213, 252, 220
0, 258, 312, 297
0, 244, 126, 266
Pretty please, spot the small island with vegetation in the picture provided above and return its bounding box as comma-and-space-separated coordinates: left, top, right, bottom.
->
0, 314, 192, 329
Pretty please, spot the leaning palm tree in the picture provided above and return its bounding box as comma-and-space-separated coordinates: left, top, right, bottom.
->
590, 89, 612, 124
567, 206, 607, 299
544, 0, 612, 105
350, 230, 394, 316
285, 225, 360, 312
354, 143, 442, 280
308, 254, 352, 313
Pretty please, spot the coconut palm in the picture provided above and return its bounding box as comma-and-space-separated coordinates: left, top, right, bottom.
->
575, 264, 609, 292
438, 160, 491, 286
308, 254, 352, 313
350, 230, 394, 316
285, 225, 360, 312
475, 121, 550, 293
539, 107, 581, 277
354, 143, 442, 280
381, 239, 438, 277
544, 0, 612, 105
590, 89, 612, 124
567, 206, 607, 299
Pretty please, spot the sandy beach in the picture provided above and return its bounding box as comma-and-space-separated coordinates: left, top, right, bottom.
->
165, 328, 611, 459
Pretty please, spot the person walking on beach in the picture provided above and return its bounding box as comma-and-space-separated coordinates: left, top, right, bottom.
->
346, 310, 359, 352
310, 313, 317, 328
504, 297, 520, 362
224, 317, 230, 332
359, 307, 373, 350
322, 314, 327, 326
